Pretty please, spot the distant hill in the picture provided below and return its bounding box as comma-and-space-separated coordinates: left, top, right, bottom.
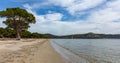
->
47, 32, 120, 39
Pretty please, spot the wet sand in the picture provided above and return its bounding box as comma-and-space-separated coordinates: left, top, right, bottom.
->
0, 39, 63, 63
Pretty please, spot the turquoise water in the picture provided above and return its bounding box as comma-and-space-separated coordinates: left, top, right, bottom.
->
51, 39, 120, 63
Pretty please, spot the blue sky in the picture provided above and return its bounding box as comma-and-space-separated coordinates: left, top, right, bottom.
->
0, 0, 120, 35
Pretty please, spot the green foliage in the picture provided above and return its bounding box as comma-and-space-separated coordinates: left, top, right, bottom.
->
0, 8, 36, 30
4, 28, 15, 38
20, 30, 31, 38
31, 33, 40, 38
0, 28, 6, 38
39, 34, 50, 38
0, 27, 15, 38
31, 32, 50, 38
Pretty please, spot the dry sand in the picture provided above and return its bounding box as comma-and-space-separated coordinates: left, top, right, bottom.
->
0, 39, 63, 63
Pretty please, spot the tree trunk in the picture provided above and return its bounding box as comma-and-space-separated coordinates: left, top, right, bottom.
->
15, 27, 21, 40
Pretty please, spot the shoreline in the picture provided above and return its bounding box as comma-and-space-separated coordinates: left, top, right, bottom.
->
0, 39, 64, 63
51, 40, 90, 63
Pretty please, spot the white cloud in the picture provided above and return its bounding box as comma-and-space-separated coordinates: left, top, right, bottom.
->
24, 4, 63, 22
24, 0, 107, 15
49, 0, 106, 15
44, 13, 63, 21
88, 0, 120, 23
29, 20, 100, 35
89, 8, 120, 23
23, 4, 32, 9
24, 10, 100, 35
86, 0, 120, 34
23, 0, 120, 35
23, 2, 50, 9
67, 0, 106, 15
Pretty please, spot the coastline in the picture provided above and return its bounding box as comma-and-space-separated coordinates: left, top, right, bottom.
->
0, 39, 63, 63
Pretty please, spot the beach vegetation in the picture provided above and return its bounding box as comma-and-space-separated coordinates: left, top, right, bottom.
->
0, 27, 49, 38
0, 7, 36, 40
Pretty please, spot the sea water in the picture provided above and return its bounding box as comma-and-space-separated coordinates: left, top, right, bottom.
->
51, 39, 120, 63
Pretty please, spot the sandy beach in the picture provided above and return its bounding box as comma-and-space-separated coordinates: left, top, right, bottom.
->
0, 39, 63, 63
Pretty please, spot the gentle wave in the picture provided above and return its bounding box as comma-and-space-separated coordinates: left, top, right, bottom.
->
53, 41, 111, 63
